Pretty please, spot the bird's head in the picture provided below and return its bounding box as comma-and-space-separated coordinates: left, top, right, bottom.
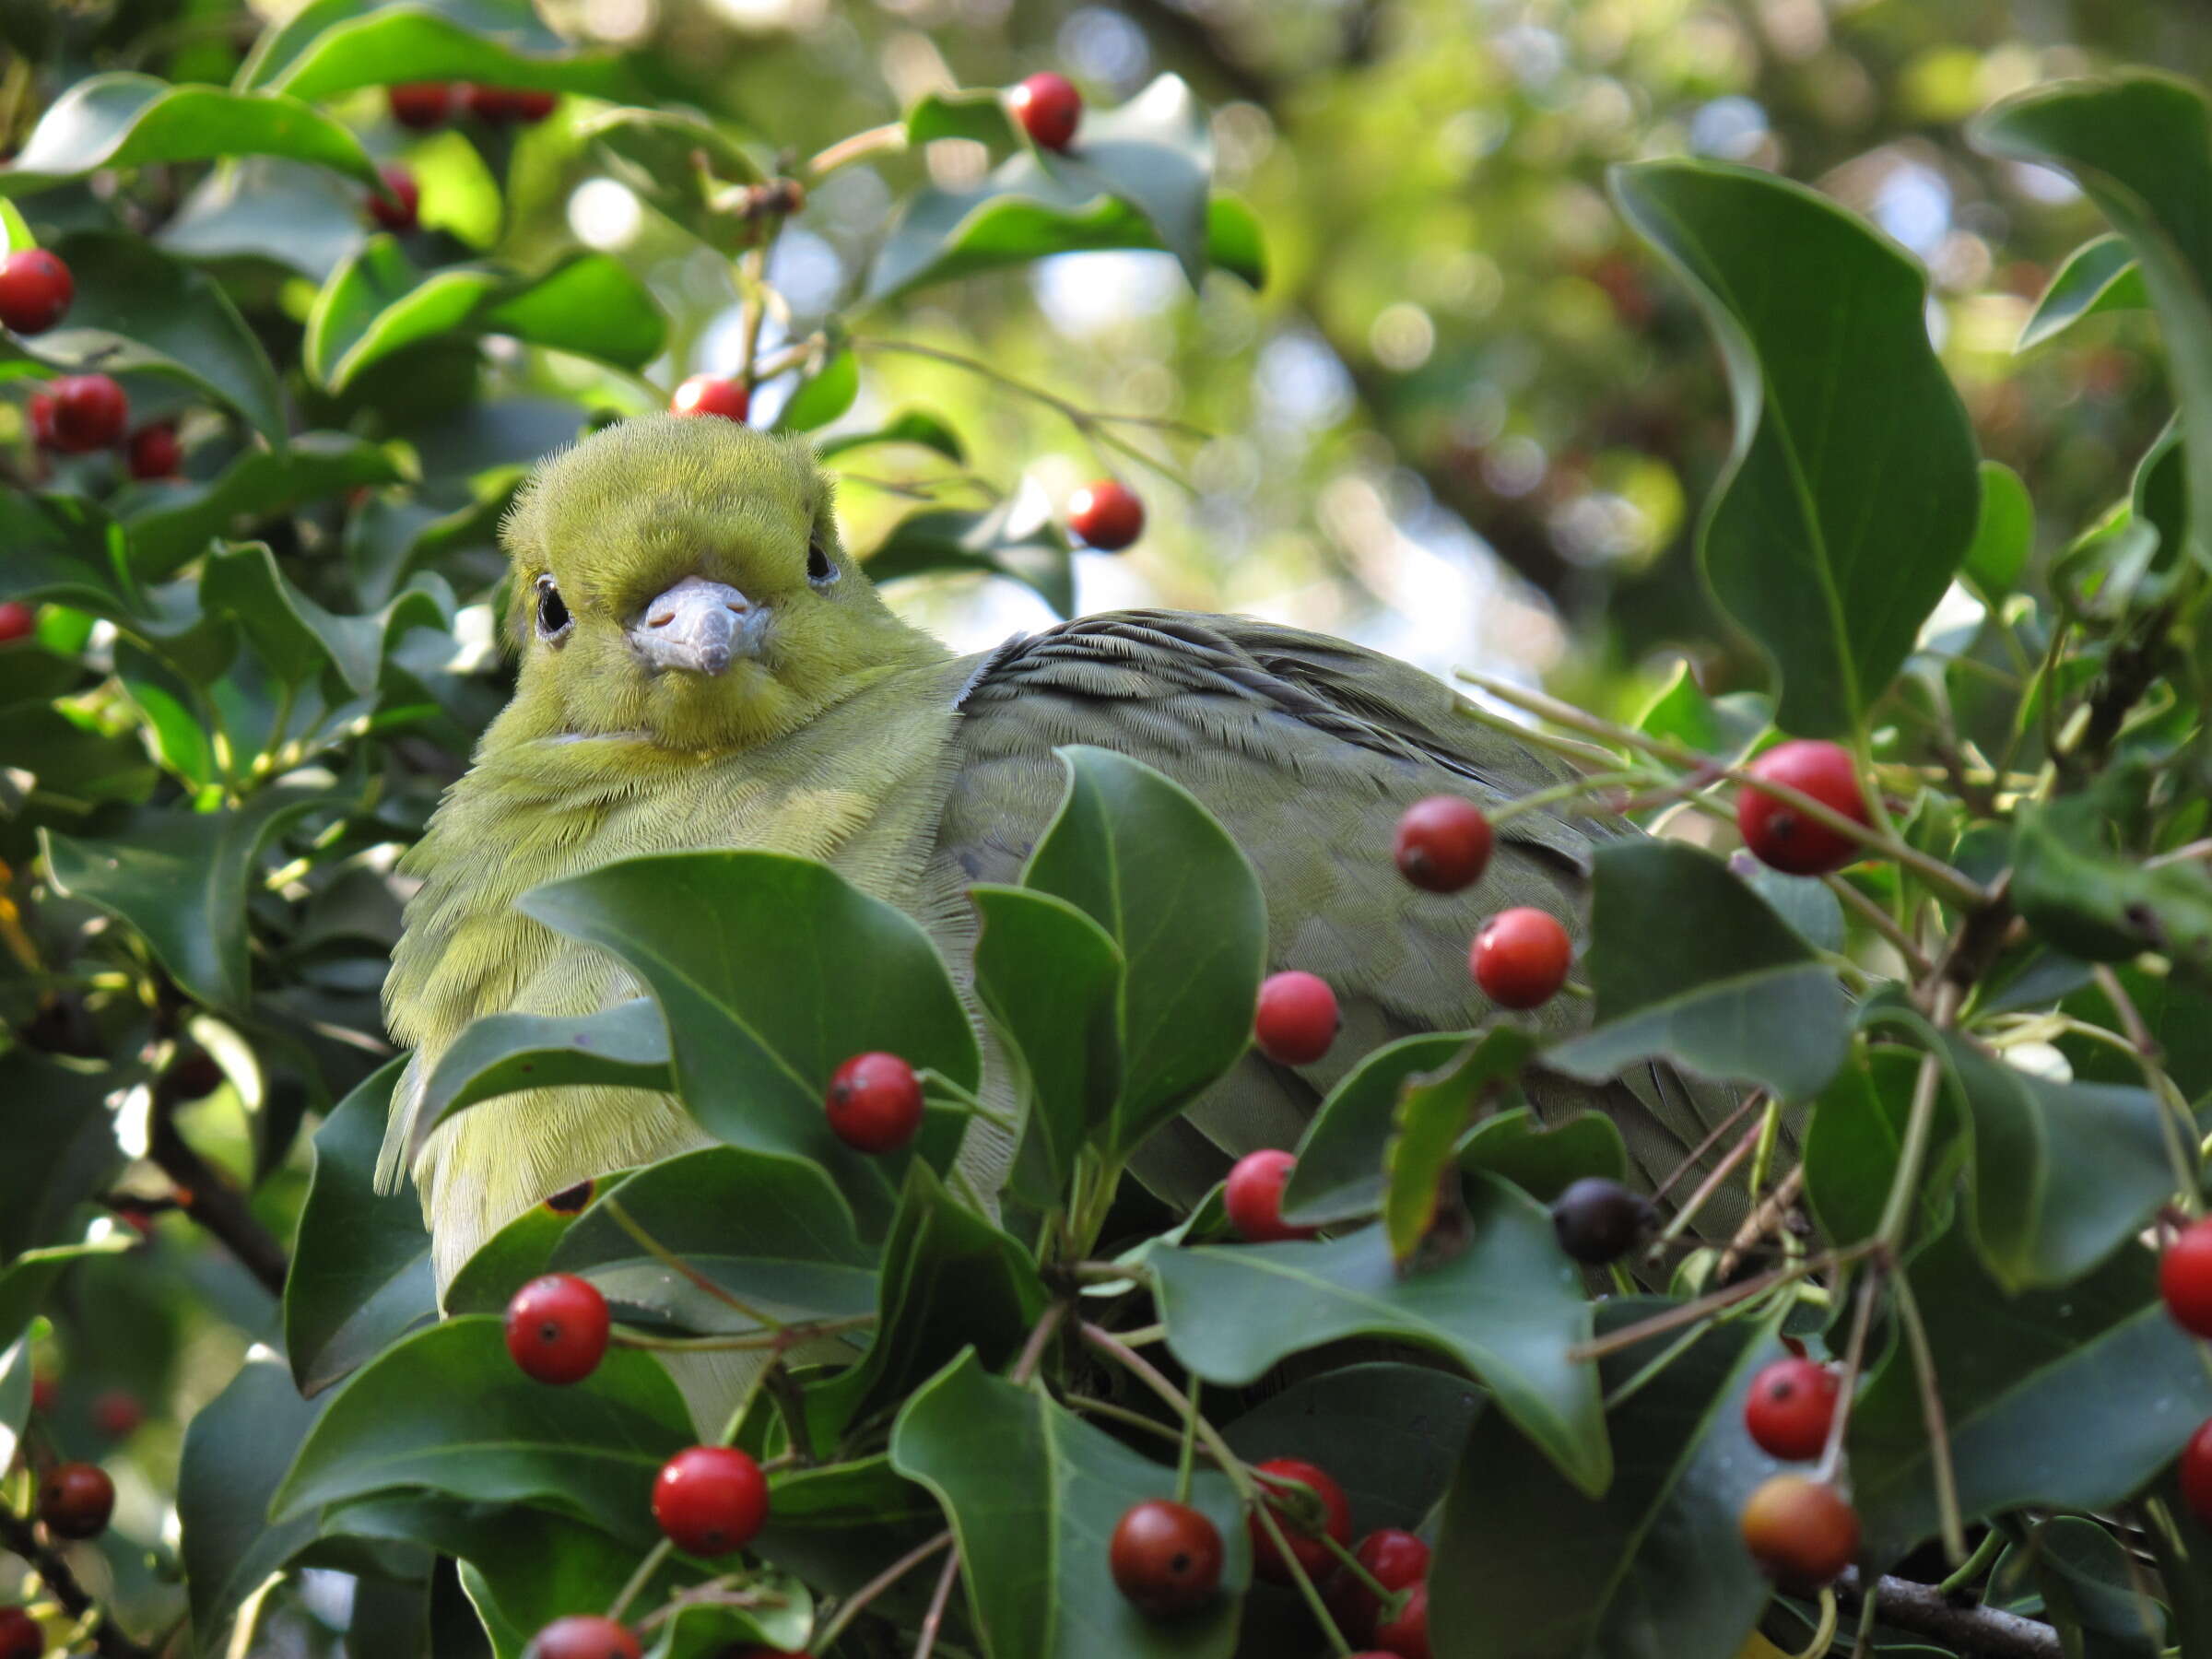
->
498, 415, 942, 751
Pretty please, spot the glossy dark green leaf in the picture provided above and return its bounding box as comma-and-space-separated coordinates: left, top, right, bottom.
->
1961, 461, 2035, 597
0, 73, 380, 194
406, 999, 671, 1167
41, 785, 326, 1006
971, 885, 1123, 1205
1021, 747, 1268, 1164
1431, 1302, 1786, 1659
1222, 1362, 1483, 1531
1733, 860, 1846, 956
890, 1348, 1250, 1659
775, 349, 859, 434
2013, 786, 2212, 974
443, 1199, 585, 1318
1977, 76, 2212, 576
816, 408, 965, 465
1850, 1222, 2212, 1568
1610, 160, 1980, 735
3, 230, 288, 443
1154, 1176, 1606, 1495
519, 851, 979, 1230
180, 1356, 328, 1651
0, 1054, 124, 1258
1457, 1106, 1630, 1204
286, 1059, 436, 1396
550, 1147, 876, 1333
753, 1454, 944, 1597
582, 105, 764, 253
124, 434, 406, 580
805, 1162, 1045, 1451
308, 240, 666, 393
906, 88, 1017, 148
1801, 1044, 1945, 1252
271, 1315, 691, 1547
1633, 660, 1769, 759
864, 477, 1077, 617
159, 158, 367, 279
0, 1234, 132, 1351
201, 543, 450, 698
2025, 1516, 2163, 1658
1383, 1030, 1538, 1262
1548, 841, 1850, 1102
0, 701, 159, 813
1282, 1033, 1476, 1227
241, 0, 634, 102
2018, 234, 2147, 350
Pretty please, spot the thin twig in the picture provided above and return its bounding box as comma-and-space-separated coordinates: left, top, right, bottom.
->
912, 1547, 962, 1659
1653, 1088, 1769, 1200
1833, 1569, 2061, 1658
1009, 1301, 1068, 1385
1569, 1245, 1871, 1363
1817, 1269, 1882, 1485
1716, 1165, 1806, 1283
602, 1198, 782, 1329
1888, 1269, 1965, 1562
1825, 873, 1935, 977
810, 1531, 953, 1653
1655, 1113, 1766, 1245
147, 1100, 288, 1295
0, 1507, 153, 1659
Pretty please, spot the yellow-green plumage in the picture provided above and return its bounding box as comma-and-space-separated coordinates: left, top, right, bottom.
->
382, 416, 1726, 1291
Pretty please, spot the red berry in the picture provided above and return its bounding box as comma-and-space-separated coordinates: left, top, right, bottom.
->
387, 82, 453, 129
29, 1372, 57, 1413
368, 164, 419, 231
1743, 1357, 1839, 1461
1253, 970, 1338, 1065
825, 1052, 924, 1154
1247, 1457, 1351, 1584
2183, 1417, 2212, 1525
47, 374, 127, 453
670, 374, 749, 423
507, 88, 559, 123
1009, 72, 1082, 150
1332, 1528, 1430, 1638
1223, 1149, 1316, 1244
523, 1615, 641, 1659
126, 423, 182, 480
1738, 1475, 1858, 1589
1471, 907, 1571, 1009
91, 1388, 143, 1439
1371, 1583, 1430, 1659
0, 250, 72, 335
2164, 1218, 2212, 1337
26, 393, 55, 448
466, 84, 559, 124
652, 1444, 769, 1556
0, 1606, 41, 1659
38, 1462, 114, 1539
1110, 1499, 1224, 1617
167, 1048, 226, 1100
503, 1273, 610, 1384
1735, 739, 1870, 876
1067, 478, 1144, 550
1393, 796, 1493, 893
0, 602, 32, 644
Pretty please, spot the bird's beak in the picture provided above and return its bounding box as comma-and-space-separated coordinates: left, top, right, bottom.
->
628, 576, 761, 676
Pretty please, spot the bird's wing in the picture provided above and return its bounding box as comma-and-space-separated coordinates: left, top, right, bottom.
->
935, 609, 1736, 1210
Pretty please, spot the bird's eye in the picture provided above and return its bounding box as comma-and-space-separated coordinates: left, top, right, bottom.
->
806, 535, 839, 588
535, 575, 572, 642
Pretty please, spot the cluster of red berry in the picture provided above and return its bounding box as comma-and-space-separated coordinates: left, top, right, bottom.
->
0, 249, 181, 477
367, 79, 561, 235
0, 1461, 121, 1656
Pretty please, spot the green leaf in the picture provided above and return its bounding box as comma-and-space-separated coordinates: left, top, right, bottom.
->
1282, 1033, 1477, 1228
518, 851, 980, 1231
1431, 1301, 1786, 1659
0, 1234, 132, 1352
775, 349, 859, 434
970, 885, 1123, 1206
549, 1147, 876, 1333
2013, 785, 2212, 974
1733, 859, 1846, 956
805, 1162, 1046, 1451
1020, 747, 1268, 1164
0, 1053, 124, 1259
890, 1348, 1250, 1659
1850, 1221, 2212, 1568
1977, 75, 2212, 576
3, 230, 288, 445
1960, 461, 2034, 598
1382, 1030, 1539, 1263
307, 240, 665, 393
1609, 160, 1980, 735
1221, 1362, 1484, 1532
180, 1357, 328, 1653
443, 1198, 586, 1318
241, 0, 634, 102
286, 1059, 436, 1397
0, 198, 30, 251
41, 785, 326, 1006
406, 999, 672, 1170
906, 88, 1018, 149
580, 106, 764, 253
1548, 841, 1851, 1102
159, 158, 367, 280
817, 408, 966, 465
1154, 1176, 1607, 1496
864, 477, 1077, 617
2024, 1516, 2163, 1658
1633, 659, 1769, 758
270, 1316, 691, 1547
200, 543, 451, 698
752, 1454, 945, 1597
1457, 1106, 1630, 1204
1802, 1044, 1943, 1253
0, 73, 380, 194
2018, 234, 2148, 350
123, 434, 406, 580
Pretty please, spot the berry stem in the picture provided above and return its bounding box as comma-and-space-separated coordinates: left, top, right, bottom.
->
912, 1546, 962, 1659
1652, 1088, 1770, 1200
802, 121, 907, 181
1815, 1269, 1882, 1486
611, 1312, 876, 1352
1888, 1269, 1965, 1564
601, 1198, 785, 1331
605, 1540, 672, 1622
1008, 1300, 1068, 1386
1570, 1242, 1878, 1363
1871, 994, 1960, 1254
1485, 767, 1662, 827
1316, 1529, 1400, 1607
1823, 873, 1934, 976
808, 1531, 953, 1653
1173, 1371, 1200, 1507
1932, 1525, 2005, 1597
1653, 1112, 1766, 1247
0, 1502, 150, 1659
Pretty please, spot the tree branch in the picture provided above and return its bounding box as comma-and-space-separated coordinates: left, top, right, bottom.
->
147, 1088, 288, 1296
1835, 1569, 2062, 1658
0, 1507, 154, 1659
